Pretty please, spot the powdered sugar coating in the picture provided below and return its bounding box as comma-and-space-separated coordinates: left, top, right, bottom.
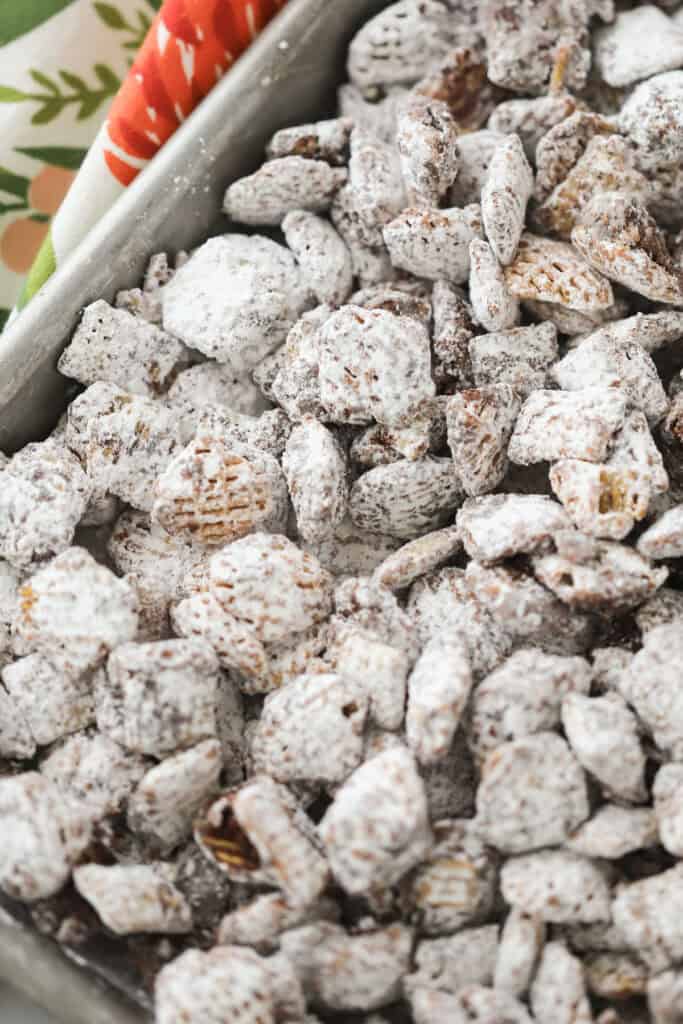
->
495, 909, 545, 998
282, 210, 353, 306
446, 385, 521, 496
567, 804, 657, 859
349, 458, 463, 539
167, 361, 269, 418
405, 926, 499, 1000
396, 95, 460, 207
266, 116, 353, 165
468, 239, 520, 332
531, 942, 593, 1024
327, 625, 408, 731
406, 636, 472, 764
482, 134, 534, 266
509, 388, 627, 465
502, 850, 611, 924
41, 731, 146, 822
373, 526, 462, 591
469, 321, 557, 392
384, 205, 483, 284
457, 493, 570, 563
638, 504, 683, 559
2, 654, 94, 747
74, 863, 192, 935
283, 418, 348, 544
612, 863, 683, 971
505, 233, 614, 313
562, 691, 647, 803
224, 156, 346, 226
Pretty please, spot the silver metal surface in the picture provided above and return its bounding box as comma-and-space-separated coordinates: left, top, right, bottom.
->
0, 0, 388, 1019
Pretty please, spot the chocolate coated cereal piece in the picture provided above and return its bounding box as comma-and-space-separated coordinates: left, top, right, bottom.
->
329, 184, 397, 287
475, 732, 589, 853
15, 547, 138, 674
0, 772, 90, 901
282, 210, 353, 307
332, 575, 419, 664
636, 588, 683, 636
161, 235, 310, 369
488, 93, 579, 162
649, 969, 683, 1024
74, 863, 192, 935
337, 84, 404, 145
533, 539, 667, 612
458, 493, 570, 563
319, 746, 432, 894
638, 504, 683, 559
127, 739, 221, 852
405, 926, 499, 1000
607, 408, 669, 500
596, 7, 683, 87
327, 625, 408, 731
196, 776, 328, 908
406, 636, 472, 765
384, 205, 483, 284
224, 156, 346, 226
373, 526, 461, 591
431, 279, 475, 385
468, 239, 520, 332
41, 731, 146, 822
470, 649, 591, 762
251, 673, 366, 785
482, 134, 534, 266
302, 517, 401, 578
59, 300, 189, 397
217, 893, 337, 952
349, 132, 406, 241
449, 129, 506, 206
0, 440, 91, 569
167, 361, 269, 418
350, 278, 432, 324
573, 192, 683, 306
171, 592, 266, 685
531, 941, 593, 1024
494, 909, 545, 998
283, 418, 348, 544
350, 420, 431, 466
653, 764, 683, 856
270, 305, 331, 423
318, 306, 435, 428
97, 639, 219, 756
413, 984, 533, 1024
567, 804, 657, 860
505, 233, 614, 313
396, 95, 460, 207
562, 692, 647, 803
502, 850, 611, 924
266, 116, 353, 165
2, 654, 94, 747
0, 686, 34, 760
446, 385, 521, 497
209, 533, 333, 646
618, 71, 683, 175
509, 388, 627, 465
349, 458, 463, 539
469, 322, 557, 393
550, 459, 643, 542
612, 863, 683, 972
534, 110, 616, 205
404, 821, 498, 936
573, 310, 683, 355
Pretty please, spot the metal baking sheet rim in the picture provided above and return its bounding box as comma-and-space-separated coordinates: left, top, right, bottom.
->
0, 0, 389, 1020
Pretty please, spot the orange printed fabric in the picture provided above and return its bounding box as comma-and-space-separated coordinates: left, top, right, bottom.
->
105, 0, 287, 186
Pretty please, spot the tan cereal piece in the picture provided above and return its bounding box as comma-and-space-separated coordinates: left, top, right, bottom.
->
14, 547, 138, 674
494, 909, 545, 998
196, 776, 328, 909
404, 821, 497, 936
396, 95, 459, 207
535, 135, 650, 240
326, 625, 408, 731
649, 969, 683, 1024
74, 863, 192, 935
549, 460, 646, 541
127, 739, 221, 852
283, 418, 348, 544
384, 205, 483, 284
373, 526, 462, 591
167, 361, 269, 418
318, 305, 435, 428
482, 134, 534, 266
469, 322, 557, 393
346, 0, 469, 90
41, 731, 146, 822
97, 639, 219, 756
448, 129, 506, 207
209, 533, 333, 646
413, 45, 500, 133
532, 538, 667, 612
66, 382, 187, 512
405, 926, 499, 1002
446, 385, 522, 497
161, 234, 310, 369
619, 624, 683, 758
504, 233, 614, 313
522, 297, 624, 337
531, 942, 593, 1024
431, 279, 475, 386
250, 673, 367, 785
58, 300, 189, 397
266, 116, 353, 165
617, 71, 683, 174
194, 407, 293, 468
457, 493, 570, 563
509, 387, 627, 465
284, 922, 413, 1012
406, 636, 472, 765
2, 654, 94, 747
155, 945, 294, 1024
469, 649, 591, 762
567, 805, 658, 860
534, 110, 617, 205
555, 335, 669, 426
574, 310, 683, 355
412, 984, 533, 1024
638, 504, 683, 559
653, 763, 683, 856
0, 440, 91, 569
612, 863, 683, 972
281, 210, 352, 306
466, 561, 594, 656
319, 746, 432, 894
0, 772, 91, 901
224, 156, 346, 226
595, 5, 683, 87
502, 850, 611, 924
0, 685, 34, 760
174, 589, 271, 686
474, 732, 589, 853
562, 692, 647, 803
217, 893, 338, 953
488, 93, 579, 161
608, 408, 669, 498
468, 239, 520, 332
349, 459, 463, 540
573, 192, 683, 306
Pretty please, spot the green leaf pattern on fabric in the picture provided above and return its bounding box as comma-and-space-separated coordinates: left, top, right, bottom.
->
14, 146, 88, 169
0, 1, 77, 46
94, 2, 152, 52
1, 65, 121, 124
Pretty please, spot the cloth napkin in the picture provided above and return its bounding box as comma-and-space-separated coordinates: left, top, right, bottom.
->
0, 0, 286, 330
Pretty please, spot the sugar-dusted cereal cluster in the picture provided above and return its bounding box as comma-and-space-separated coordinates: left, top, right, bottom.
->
6, 2, 683, 1021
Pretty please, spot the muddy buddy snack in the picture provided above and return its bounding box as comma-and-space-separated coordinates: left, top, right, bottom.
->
7, 2, 683, 1021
